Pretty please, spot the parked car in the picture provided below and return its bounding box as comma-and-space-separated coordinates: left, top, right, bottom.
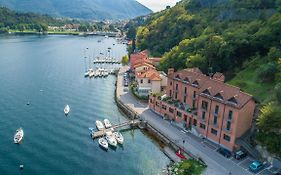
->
249, 161, 263, 172
217, 147, 232, 158
234, 150, 247, 160
124, 81, 128, 87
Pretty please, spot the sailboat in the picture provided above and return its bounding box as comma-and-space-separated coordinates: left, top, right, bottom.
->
84, 56, 90, 77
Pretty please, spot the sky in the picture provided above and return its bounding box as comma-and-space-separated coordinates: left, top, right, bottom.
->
136, 0, 181, 12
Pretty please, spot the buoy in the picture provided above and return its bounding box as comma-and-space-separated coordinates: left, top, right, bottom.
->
20, 164, 24, 169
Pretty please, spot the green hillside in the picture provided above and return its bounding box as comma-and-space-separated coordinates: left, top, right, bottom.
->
134, 0, 281, 157
0, 0, 152, 20
0, 7, 64, 33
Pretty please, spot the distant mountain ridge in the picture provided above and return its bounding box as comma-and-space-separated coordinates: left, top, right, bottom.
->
0, 0, 152, 20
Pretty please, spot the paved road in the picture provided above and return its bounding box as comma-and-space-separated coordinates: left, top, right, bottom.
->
116, 66, 267, 175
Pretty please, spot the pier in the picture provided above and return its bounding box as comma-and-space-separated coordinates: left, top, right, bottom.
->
93, 59, 121, 64
92, 119, 141, 139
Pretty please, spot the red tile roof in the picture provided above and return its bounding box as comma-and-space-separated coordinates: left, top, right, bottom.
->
133, 62, 155, 69
170, 68, 253, 108
137, 70, 162, 81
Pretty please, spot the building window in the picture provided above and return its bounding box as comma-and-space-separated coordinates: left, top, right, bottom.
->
184, 87, 187, 95
201, 101, 208, 110
169, 90, 172, 97
176, 111, 182, 117
193, 119, 197, 126
192, 100, 196, 108
162, 105, 167, 110
140, 79, 143, 84
184, 114, 188, 122
228, 110, 233, 120
200, 123, 206, 130
211, 128, 217, 135
176, 83, 178, 90
193, 91, 196, 98
223, 134, 231, 142
148, 80, 151, 83
226, 121, 231, 131
170, 81, 172, 86
156, 102, 160, 107
183, 96, 186, 103
202, 111, 206, 120
150, 99, 153, 103
215, 105, 219, 114
214, 116, 218, 125
175, 92, 178, 99
169, 108, 174, 113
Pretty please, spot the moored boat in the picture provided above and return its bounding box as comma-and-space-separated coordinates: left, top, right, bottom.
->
14, 128, 24, 144
84, 70, 90, 77
113, 132, 124, 144
96, 120, 105, 131
104, 119, 112, 128
105, 131, 117, 147
89, 69, 95, 78
98, 137, 108, 150
64, 105, 70, 115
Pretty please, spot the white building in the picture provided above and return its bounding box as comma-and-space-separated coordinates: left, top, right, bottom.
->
136, 70, 167, 97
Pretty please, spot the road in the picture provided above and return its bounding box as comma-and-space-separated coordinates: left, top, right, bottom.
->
116, 66, 274, 175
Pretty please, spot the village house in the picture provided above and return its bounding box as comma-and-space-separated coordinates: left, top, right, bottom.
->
130, 50, 161, 71
136, 70, 167, 97
149, 68, 256, 151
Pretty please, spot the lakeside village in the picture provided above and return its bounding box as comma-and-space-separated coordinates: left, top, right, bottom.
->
121, 50, 281, 174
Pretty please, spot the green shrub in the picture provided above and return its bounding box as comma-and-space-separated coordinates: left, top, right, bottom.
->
257, 62, 278, 82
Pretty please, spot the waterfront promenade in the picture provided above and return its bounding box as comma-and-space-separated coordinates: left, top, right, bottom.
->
116, 66, 253, 175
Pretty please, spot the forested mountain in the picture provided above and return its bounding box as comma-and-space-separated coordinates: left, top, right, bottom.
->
0, 7, 115, 33
0, 0, 152, 20
134, 0, 281, 157
0, 7, 65, 33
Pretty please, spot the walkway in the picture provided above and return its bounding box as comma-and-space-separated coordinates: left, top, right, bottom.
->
116, 66, 253, 175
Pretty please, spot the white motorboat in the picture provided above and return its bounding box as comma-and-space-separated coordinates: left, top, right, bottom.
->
64, 105, 70, 115
96, 120, 105, 131
103, 70, 109, 77
84, 70, 90, 77
14, 128, 24, 144
98, 137, 108, 150
89, 69, 95, 78
105, 132, 117, 147
113, 132, 124, 144
103, 119, 112, 128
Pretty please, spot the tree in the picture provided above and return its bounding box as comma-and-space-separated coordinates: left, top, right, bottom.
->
275, 83, 281, 103
257, 62, 278, 82
257, 102, 281, 132
121, 55, 129, 65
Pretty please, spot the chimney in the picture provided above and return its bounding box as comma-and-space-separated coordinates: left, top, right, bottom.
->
168, 68, 174, 76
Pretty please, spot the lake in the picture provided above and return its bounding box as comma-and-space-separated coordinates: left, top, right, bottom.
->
0, 35, 169, 175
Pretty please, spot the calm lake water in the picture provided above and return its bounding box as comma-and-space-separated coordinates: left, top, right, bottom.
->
0, 35, 169, 175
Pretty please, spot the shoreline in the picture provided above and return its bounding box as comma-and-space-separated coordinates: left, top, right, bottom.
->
114, 66, 192, 164
2, 30, 119, 37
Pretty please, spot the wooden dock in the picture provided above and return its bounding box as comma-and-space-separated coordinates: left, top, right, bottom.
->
92, 120, 140, 139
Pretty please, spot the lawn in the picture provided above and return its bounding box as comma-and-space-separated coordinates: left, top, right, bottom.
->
228, 66, 275, 104
170, 159, 207, 175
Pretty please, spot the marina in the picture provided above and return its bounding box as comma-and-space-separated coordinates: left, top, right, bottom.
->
0, 35, 169, 175
91, 119, 141, 139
